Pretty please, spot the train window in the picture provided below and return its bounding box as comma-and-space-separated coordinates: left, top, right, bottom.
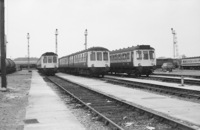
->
143, 51, 149, 60
118, 54, 121, 60
110, 55, 112, 61
136, 51, 142, 60
90, 52, 96, 61
127, 53, 130, 59
103, 52, 108, 61
48, 56, 52, 63
123, 54, 126, 59
43, 56, 47, 63
149, 51, 155, 59
53, 56, 57, 63
97, 52, 102, 61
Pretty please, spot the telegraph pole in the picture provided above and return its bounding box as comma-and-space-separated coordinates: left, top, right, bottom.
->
55, 29, 58, 54
0, 0, 7, 91
84, 29, 88, 50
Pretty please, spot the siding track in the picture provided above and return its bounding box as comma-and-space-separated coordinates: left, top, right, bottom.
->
103, 76, 200, 101
47, 75, 197, 130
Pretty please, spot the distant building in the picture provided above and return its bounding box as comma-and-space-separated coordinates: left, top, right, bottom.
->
13, 57, 38, 69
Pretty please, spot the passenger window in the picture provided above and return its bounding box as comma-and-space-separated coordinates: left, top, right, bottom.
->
43, 56, 47, 63
143, 51, 148, 60
90, 52, 96, 61
127, 53, 130, 59
97, 52, 102, 61
149, 51, 155, 59
136, 51, 142, 60
53, 56, 57, 63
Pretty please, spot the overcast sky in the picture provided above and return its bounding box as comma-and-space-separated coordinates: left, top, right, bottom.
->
5, 0, 200, 59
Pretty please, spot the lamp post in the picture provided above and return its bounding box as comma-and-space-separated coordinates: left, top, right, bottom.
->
27, 33, 30, 72
55, 29, 58, 54
84, 29, 88, 50
0, 0, 7, 91
171, 28, 176, 58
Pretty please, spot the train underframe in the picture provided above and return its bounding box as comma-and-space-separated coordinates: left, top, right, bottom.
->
110, 66, 154, 77
38, 68, 57, 76
59, 67, 109, 77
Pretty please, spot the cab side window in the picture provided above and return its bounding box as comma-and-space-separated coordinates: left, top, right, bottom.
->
43, 56, 47, 63
149, 51, 155, 59
90, 52, 96, 61
103, 52, 108, 61
136, 51, 142, 60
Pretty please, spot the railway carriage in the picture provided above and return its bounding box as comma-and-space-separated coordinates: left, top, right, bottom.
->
110, 45, 156, 76
36, 52, 58, 75
59, 47, 110, 77
181, 56, 200, 70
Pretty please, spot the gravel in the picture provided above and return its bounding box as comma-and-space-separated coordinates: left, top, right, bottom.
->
45, 77, 111, 130
0, 70, 111, 130
0, 70, 31, 130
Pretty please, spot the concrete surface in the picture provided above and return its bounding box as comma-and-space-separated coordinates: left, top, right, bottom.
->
105, 75, 200, 91
56, 73, 200, 129
24, 71, 85, 130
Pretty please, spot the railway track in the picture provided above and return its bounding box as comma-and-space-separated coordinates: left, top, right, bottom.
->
47, 75, 196, 130
103, 76, 200, 101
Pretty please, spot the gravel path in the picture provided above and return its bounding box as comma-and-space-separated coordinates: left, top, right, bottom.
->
0, 70, 31, 130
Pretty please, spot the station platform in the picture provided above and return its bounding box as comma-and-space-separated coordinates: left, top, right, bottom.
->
150, 74, 200, 81
24, 71, 85, 130
105, 75, 200, 91
56, 73, 200, 129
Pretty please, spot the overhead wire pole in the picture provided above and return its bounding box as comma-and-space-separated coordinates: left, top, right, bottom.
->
0, 0, 7, 91
84, 29, 88, 50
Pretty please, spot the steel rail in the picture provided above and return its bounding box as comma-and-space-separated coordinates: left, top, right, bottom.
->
103, 76, 200, 100
47, 76, 124, 130
48, 75, 198, 130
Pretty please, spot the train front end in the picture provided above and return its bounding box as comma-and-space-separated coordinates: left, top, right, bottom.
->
38, 52, 58, 75
87, 47, 110, 77
133, 45, 156, 76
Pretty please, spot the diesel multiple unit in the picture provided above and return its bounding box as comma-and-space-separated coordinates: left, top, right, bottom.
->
36, 52, 58, 75
59, 47, 110, 77
109, 45, 156, 76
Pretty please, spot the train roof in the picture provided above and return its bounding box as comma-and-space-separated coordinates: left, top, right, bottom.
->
59, 46, 109, 59
42, 52, 58, 56
110, 45, 154, 54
